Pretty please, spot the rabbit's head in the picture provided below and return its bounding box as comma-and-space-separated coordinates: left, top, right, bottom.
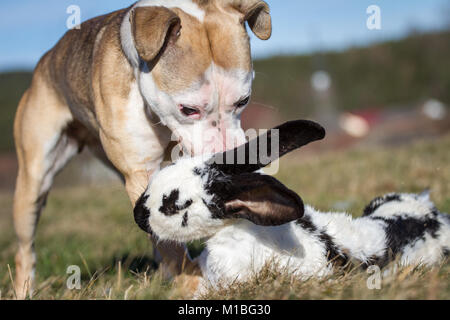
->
134, 120, 325, 242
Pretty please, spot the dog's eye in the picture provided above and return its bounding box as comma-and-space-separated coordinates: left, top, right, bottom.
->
235, 96, 250, 108
180, 105, 200, 117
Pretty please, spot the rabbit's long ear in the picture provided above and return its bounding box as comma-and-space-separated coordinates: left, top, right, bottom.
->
209, 120, 325, 175
221, 173, 304, 225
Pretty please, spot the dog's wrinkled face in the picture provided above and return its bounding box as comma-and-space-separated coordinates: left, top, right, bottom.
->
122, 0, 272, 155
134, 120, 326, 242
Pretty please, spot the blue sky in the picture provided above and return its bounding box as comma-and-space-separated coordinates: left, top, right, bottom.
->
0, 0, 448, 71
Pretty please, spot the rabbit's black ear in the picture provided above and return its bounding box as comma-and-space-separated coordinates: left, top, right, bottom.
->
209, 120, 325, 175
222, 173, 304, 226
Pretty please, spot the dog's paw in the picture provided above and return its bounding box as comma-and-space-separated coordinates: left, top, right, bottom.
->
172, 274, 202, 299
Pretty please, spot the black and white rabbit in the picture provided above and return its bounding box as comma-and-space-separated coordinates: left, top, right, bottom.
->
134, 120, 450, 287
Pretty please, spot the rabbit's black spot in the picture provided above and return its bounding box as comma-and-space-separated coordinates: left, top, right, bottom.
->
363, 194, 402, 217
203, 198, 225, 219
297, 215, 348, 266
319, 231, 349, 267
370, 215, 441, 266
182, 212, 189, 227
134, 193, 153, 235
193, 167, 205, 177
159, 189, 193, 216
443, 247, 450, 257
296, 216, 317, 234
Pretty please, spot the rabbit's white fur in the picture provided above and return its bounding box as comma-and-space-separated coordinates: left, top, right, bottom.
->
198, 196, 449, 289
135, 155, 450, 289
144, 156, 227, 242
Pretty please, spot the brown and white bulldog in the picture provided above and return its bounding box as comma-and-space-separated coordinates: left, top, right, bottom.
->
12, 0, 271, 299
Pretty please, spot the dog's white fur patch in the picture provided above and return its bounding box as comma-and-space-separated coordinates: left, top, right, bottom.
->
122, 81, 169, 171
137, 63, 250, 155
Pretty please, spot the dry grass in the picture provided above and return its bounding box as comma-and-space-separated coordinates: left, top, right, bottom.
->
201, 262, 450, 300
0, 134, 449, 300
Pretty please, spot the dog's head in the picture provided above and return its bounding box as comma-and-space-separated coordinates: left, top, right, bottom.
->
122, 0, 272, 155
134, 120, 326, 242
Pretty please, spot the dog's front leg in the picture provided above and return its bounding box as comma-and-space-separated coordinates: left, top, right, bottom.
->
95, 86, 200, 278
151, 234, 200, 278
124, 170, 200, 277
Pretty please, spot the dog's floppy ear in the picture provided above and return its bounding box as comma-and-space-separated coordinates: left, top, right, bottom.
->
233, 0, 272, 40
221, 173, 304, 226
130, 6, 181, 63
209, 120, 325, 175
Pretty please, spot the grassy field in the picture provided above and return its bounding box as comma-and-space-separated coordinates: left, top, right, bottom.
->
0, 135, 449, 300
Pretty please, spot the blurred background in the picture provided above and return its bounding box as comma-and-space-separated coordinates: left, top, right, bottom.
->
0, 0, 449, 299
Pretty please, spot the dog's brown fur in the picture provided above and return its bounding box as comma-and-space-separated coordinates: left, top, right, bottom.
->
13, 0, 271, 299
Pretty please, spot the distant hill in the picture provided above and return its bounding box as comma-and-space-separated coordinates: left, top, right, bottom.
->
0, 31, 449, 152
252, 31, 450, 117
0, 72, 32, 152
